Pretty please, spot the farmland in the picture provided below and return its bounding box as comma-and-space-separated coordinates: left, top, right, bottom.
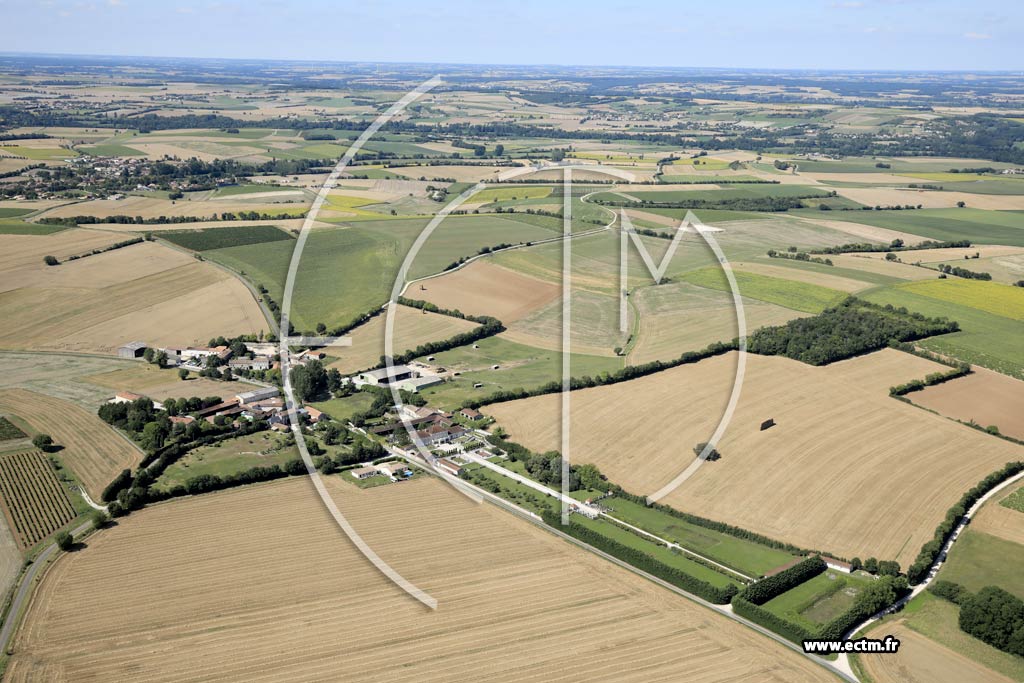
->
679, 267, 849, 313
0, 389, 141, 500
861, 283, 1024, 378
156, 225, 295, 251
0, 449, 76, 548
7, 477, 835, 682
935, 529, 1024, 600
0, 240, 267, 354
909, 367, 1024, 440
325, 303, 479, 374
761, 570, 874, 632
858, 593, 1024, 683
206, 215, 560, 331
488, 349, 1023, 567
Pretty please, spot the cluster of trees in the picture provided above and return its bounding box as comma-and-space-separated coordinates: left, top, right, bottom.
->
487, 435, 608, 493
938, 263, 992, 280
44, 236, 144, 267
541, 509, 739, 604
766, 249, 833, 266
747, 298, 959, 366
907, 461, 1024, 584
466, 339, 738, 409
288, 360, 338, 402
148, 460, 308, 502
932, 582, 1024, 656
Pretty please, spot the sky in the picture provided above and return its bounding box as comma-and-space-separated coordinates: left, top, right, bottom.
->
0, 0, 1019, 71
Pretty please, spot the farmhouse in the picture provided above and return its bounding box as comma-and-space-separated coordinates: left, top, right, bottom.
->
435, 458, 463, 477
302, 406, 324, 423
356, 365, 414, 386
236, 387, 280, 405
377, 461, 412, 478
350, 466, 379, 480
229, 357, 271, 371
117, 341, 147, 359
194, 399, 241, 419
460, 408, 483, 421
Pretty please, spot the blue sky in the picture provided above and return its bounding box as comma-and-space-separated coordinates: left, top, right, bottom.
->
0, 0, 1018, 71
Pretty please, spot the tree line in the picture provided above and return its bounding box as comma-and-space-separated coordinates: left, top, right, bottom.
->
930, 581, 1024, 657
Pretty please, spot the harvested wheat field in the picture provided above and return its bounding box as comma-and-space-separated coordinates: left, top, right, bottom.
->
417, 260, 560, 324
0, 389, 140, 500
833, 186, 1024, 211
859, 623, 1012, 683
327, 304, 478, 374
0, 241, 266, 354
910, 367, 1024, 440
728, 261, 871, 292
37, 196, 308, 221
627, 281, 806, 365
488, 349, 1024, 567
0, 228, 124, 275
7, 476, 834, 683
858, 244, 1024, 264
81, 364, 257, 403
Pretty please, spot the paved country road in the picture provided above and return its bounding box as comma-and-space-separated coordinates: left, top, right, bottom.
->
0, 519, 92, 653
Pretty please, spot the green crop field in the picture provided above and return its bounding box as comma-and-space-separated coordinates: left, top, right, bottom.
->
473, 186, 553, 203
895, 279, 1024, 321
157, 225, 295, 251
601, 497, 796, 576
680, 266, 848, 313
212, 183, 296, 197
0, 417, 27, 442
572, 514, 742, 589
861, 284, 1024, 378
206, 215, 562, 331
936, 529, 1024, 600
0, 145, 78, 160
78, 143, 145, 157
790, 208, 1024, 246
762, 571, 874, 631
0, 208, 33, 219
0, 220, 65, 235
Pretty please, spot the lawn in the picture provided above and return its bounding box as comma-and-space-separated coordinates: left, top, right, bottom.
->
157, 225, 295, 252
762, 570, 873, 631
153, 432, 298, 491
1000, 485, 1024, 513
789, 208, 1024, 247
571, 515, 742, 589
417, 335, 622, 411
680, 266, 848, 313
861, 284, 1024, 378
601, 497, 796, 577
309, 392, 377, 424
936, 529, 1024, 600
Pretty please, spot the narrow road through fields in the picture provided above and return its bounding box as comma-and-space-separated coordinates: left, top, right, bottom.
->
843, 469, 1024, 641
0, 519, 92, 654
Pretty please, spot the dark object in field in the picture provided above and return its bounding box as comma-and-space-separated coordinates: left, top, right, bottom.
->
760, 418, 775, 431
